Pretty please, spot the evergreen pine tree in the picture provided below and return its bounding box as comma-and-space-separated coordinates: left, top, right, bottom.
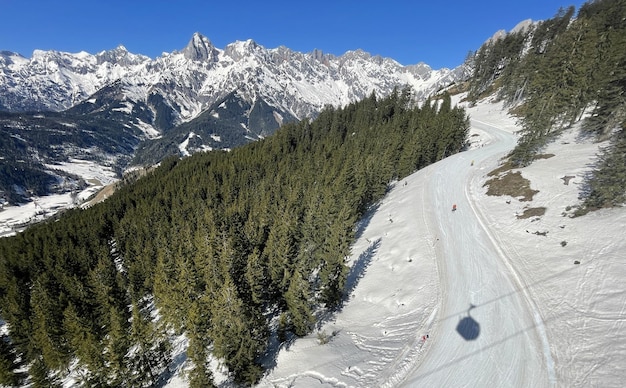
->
62, 303, 107, 387
103, 305, 130, 387
185, 296, 216, 388
29, 355, 61, 388
582, 131, 626, 209
284, 270, 315, 336
0, 334, 24, 386
318, 199, 352, 308
127, 302, 171, 388
208, 278, 266, 385
264, 208, 298, 301
29, 276, 71, 372
244, 247, 269, 306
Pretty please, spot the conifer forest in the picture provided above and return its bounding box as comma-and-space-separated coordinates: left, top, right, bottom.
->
0, 91, 469, 386
1, 0, 625, 385
467, 0, 626, 210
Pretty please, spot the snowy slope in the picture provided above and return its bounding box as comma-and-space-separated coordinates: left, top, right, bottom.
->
2, 95, 623, 387
247, 96, 625, 388
400, 118, 551, 387
0, 159, 118, 237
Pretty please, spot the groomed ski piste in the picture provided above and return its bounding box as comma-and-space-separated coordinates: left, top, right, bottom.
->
248, 95, 626, 388
1, 95, 624, 387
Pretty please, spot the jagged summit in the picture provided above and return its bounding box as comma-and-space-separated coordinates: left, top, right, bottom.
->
0, 32, 470, 164
0, 32, 468, 115
96, 45, 149, 66
511, 19, 534, 34
486, 18, 535, 44
182, 32, 218, 61
223, 39, 262, 61
0, 31, 471, 203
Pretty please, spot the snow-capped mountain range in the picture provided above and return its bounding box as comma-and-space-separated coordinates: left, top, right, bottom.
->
1, 32, 468, 130
0, 32, 470, 204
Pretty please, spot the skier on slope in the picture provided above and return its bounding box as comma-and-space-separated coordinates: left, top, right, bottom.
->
452, 204, 457, 211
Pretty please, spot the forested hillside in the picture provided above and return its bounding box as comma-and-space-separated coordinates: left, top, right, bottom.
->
467, 0, 626, 210
0, 90, 468, 386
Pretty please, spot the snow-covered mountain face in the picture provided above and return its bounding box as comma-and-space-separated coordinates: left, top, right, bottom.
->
0, 46, 150, 112
0, 32, 469, 204
1, 33, 469, 133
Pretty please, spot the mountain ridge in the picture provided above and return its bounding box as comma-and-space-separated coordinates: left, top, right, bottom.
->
0, 32, 470, 204
0, 32, 467, 119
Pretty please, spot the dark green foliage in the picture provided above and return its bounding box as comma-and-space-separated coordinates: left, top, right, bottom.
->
581, 128, 626, 210
0, 86, 468, 384
126, 301, 171, 388
581, 0, 626, 137
102, 305, 131, 386
29, 356, 61, 388
208, 278, 266, 385
185, 296, 216, 388
468, 0, 626, 205
63, 303, 108, 386
0, 334, 25, 386
30, 274, 72, 371
284, 271, 315, 336
469, 5, 579, 167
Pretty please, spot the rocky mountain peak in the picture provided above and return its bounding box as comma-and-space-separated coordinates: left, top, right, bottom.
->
405, 62, 434, 80
224, 39, 261, 61
0, 51, 27, 67
0, 32, 470, 131
182, 32, 218, 61
96, 45, 149, 66
485, 19, 535, 45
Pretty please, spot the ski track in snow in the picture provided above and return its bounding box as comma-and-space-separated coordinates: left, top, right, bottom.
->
468, 121, 556, 386
3, 96, 624, 387
256, 97, 626, 388
400, 117, 549, 387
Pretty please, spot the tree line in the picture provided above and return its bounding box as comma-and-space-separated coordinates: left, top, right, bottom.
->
467, 0, 626, 210
0, 89, 469, 386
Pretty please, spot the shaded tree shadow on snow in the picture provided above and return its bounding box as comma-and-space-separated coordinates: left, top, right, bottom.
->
354, 202, 381, 240
456, 304, 480, 341
259, 309, 299, 374
343, 238, 382, 302
260, 236, 382, 375
316, 237, 382, 329
156, 349, 187, 387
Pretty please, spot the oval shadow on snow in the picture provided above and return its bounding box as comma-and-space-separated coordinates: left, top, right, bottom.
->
456, 304, 480, 341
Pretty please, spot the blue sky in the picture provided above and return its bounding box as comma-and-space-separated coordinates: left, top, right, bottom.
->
1, 0, 588, 69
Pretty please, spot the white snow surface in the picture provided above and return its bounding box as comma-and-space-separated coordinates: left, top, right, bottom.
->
0, 159, 118, 237
249, 96, 624, 388
1, 34, 463, 127
2, 96, 624, 387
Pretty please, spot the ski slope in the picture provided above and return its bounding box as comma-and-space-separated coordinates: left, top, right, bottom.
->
400, 119, 553, 386
252, 97, 626, 388
7, 95, 619, 387
253, 100, 553, 387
